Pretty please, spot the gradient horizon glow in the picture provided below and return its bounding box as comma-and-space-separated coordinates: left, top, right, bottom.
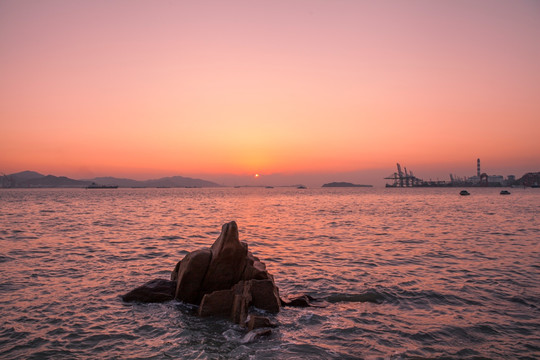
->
1, 1, 539, 184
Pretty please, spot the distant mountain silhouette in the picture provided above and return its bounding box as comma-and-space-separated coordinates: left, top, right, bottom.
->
517, 172, 540, 187
23, 175, 90, 187
8, 170, 45, 181
85, 175, 221, 188
0, 171, 222, 188
1, 171, 91, 188
142, 176, 221, 188
322, 182, 373, 188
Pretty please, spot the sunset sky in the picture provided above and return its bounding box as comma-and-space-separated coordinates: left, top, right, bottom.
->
1, 1, 539, 185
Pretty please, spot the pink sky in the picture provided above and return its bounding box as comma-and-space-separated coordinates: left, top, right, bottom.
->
1, 0, 539, 185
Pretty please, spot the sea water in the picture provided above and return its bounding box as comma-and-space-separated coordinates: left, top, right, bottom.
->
0, 187, 538, 359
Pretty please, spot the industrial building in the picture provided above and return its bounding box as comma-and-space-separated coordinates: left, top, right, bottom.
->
385, 159, 518, 187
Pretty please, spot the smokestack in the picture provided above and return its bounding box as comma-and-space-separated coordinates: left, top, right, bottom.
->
477, 158, 481, 177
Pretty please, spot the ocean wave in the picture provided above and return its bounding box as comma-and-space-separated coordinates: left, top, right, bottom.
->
389, 288, 484, 307
325, 291, 387, 304
1, 187, 538, 359
0, 255, 14, 263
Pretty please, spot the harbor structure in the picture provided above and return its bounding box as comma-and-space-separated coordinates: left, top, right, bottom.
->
385, 159, 520, 187
384, 163, 445, 187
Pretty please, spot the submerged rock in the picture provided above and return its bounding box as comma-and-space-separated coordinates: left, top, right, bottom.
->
121, 279, 175, 303
281, 294, 328, 308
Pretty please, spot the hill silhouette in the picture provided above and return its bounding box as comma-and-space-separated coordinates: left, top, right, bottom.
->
1, 171, 221, 188
322, 182, 372, 188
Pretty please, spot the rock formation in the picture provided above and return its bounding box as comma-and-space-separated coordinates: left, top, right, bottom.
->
121, 278, 176, 303
122, 221, 281, 329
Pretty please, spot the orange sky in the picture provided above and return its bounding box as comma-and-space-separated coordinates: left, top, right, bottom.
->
1, 1, 539, 184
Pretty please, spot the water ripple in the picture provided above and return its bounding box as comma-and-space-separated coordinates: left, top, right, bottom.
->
0, 187, 538, 359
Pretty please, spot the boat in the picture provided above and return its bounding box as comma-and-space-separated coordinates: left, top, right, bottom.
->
459, 190, 470, 196
86, 182, 118, 189
500, 190, 511, 195
297, 185, 307, 189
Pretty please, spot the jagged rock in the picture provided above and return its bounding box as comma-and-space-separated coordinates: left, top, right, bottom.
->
198, 288, 235, 317
231, 280, 252, 325
171, 259, 181, 282
198, 279, 280, 325
188, 222, 281, 325
200, 221, 248, 294
250, 279, 281, 312
121, 279, 175, 303
173, 248, 212, 304
242, 252, 272, 281
123, 221, 283, 329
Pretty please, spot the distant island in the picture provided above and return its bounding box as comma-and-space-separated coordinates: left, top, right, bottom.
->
322, 182, 372, 188
0, 171, 222, 188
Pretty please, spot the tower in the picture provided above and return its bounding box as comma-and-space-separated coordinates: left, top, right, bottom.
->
477, 158, 480, 178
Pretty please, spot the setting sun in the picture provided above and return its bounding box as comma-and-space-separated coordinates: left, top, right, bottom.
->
254, 174, 260, 178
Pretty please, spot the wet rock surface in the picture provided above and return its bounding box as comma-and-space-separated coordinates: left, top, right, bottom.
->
281, 294, 327, 308
123, 221, 283, 329
121, 278, 175, 303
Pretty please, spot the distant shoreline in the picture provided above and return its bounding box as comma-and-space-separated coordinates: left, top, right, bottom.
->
1, 171, 222, 189
322, 182, 373, 188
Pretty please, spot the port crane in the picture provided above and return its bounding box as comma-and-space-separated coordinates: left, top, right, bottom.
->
384, 163, 423, 187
